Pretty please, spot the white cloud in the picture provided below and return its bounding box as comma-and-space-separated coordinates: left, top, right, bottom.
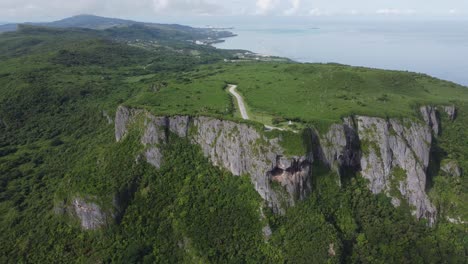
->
308, 8, 330, 16
376, 8, 416, 15
153, 0, 169, 11
151, 0, 221, 15
1, 0, 468, 21
284, 0, 301, 15
256, 0, 278, 15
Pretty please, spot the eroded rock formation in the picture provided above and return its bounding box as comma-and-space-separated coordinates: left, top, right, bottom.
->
442, 105, 457, 121
420, 105, 440, 135
441, 160, 462, 177
115, 106, 313, 213
114, 104, 457, 225
72, 197, 108, 230
356, 116, 436, 224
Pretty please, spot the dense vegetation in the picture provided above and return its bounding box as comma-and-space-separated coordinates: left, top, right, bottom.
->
0, 18, 466, 263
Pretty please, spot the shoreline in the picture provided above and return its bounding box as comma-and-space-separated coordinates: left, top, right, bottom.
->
212, 26, 468, 87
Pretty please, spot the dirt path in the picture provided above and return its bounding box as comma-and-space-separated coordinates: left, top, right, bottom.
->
228, 84, 293, 132
228, 84, 249, 120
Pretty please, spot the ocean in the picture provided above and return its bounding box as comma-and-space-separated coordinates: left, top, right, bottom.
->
201, 18, 468, 86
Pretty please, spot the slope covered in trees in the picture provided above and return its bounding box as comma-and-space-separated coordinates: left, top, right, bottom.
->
0, 19, 466, 263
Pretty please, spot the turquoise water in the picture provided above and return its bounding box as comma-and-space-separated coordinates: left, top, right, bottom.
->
208, 19, 468, 86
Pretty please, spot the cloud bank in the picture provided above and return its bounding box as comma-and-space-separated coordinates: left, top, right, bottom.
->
1, 0, 467, 22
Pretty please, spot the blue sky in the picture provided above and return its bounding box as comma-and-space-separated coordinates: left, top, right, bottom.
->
1, 0, 467, 22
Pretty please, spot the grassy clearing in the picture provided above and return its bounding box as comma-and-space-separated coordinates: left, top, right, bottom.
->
136, 62, 467, 127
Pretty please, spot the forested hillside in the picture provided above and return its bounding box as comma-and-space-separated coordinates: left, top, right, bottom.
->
0, 17, 466, 263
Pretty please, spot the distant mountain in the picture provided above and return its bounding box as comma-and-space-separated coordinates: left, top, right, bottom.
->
0, 23, 17, 32
0, 15, 235, 44
0, 15, 136, 32
35, 14, 136, 29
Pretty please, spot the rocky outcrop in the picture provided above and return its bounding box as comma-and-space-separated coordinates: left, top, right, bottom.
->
356, 116, 436, 224
115, 106, 312, 213
270, 156, 311, 201
442, 105, 457, 121
314, 115, 437, 224
102, 110, 114, 124
115, 106, 143, 142
420, 106, 440, 135
441, 160, 462, 177
314, 118, 361, 176
420, 105, 457, 134
144, 147, 163, 168
72, 197, 108, 230
54, 197, 112, 230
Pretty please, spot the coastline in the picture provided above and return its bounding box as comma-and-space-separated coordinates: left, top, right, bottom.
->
211, 23, 468, 86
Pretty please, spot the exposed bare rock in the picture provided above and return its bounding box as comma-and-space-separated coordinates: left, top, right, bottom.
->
141, 115, 167, 145
191, 117, 312, 212
270, 156, 312, 201
328, 243, 336, 257
441, 160, 462, 177
447, 217, 467, 224
318, 124, 347, 168
442, 105, 457, 121
115, 105, 143, 142
72, 197, 108, 230
115, 105, 444, 225
315, 119, 361, 176
356, 116, 436, 225
262, 225, 273, 239
145, 147, 163, 168
169, 116, 191, 137
102, 110, 113, 124
115, 106, 312, 214
420, 106, 440, 135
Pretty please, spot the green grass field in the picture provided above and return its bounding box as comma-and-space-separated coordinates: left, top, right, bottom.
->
126, 61, 468, 131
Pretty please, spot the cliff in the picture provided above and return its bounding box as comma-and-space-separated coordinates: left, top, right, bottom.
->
116, 106, 313, 214
110, 104, 458, 228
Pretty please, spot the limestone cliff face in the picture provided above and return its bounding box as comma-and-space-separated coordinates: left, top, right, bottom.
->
313, 118, 361, 177
115, 105, 454, 225
420, 105, 457, 135
115, 106, 312, 213
420, 106, 440, 135
356, 116, 436, 224
311, 115, 438, 225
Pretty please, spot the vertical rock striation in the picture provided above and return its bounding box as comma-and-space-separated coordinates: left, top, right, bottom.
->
115, 106, 313, 213
356, 116, 436, 224
420, 106, 440, 135
115, 105, 450, 225
313, 118, 361, 177
310, 115, 438, 224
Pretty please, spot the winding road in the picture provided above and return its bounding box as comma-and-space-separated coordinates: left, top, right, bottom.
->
228, 84, 249, 120
228, 84, 288, 132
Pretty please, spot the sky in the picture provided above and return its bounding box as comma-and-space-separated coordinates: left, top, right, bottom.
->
1, 0, 467, 22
